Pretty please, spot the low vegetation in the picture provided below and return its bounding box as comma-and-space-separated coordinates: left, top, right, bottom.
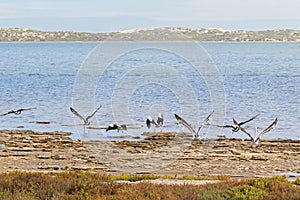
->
295, 177, 300, 185
0, 171, 299, 199
111, 173, 230, 182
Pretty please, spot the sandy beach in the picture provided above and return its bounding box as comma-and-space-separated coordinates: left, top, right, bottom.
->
0, 130, 299, 180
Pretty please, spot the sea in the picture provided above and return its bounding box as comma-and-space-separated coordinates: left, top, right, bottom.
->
0, 42, 299, 140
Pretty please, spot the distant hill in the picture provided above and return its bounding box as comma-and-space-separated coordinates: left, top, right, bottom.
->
1, 27, 300, 42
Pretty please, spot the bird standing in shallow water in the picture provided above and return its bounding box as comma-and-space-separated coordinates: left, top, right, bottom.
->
70, 106, 101, 125
146, 113, 164, 130
146, 116, 158, 128
157, 113, 164, 127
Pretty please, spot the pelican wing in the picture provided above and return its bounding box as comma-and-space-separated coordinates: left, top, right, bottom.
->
19, 107, 36, 111
0, 112, 10, 116
211, 124, 235, 128
86, 105, 102, 121
196, 110, 214, 135
233, 118, 254, 141
239, 114, 259, 126
70, 107, 86, 123
258, 118, 278, 138
174, 114, 196, 135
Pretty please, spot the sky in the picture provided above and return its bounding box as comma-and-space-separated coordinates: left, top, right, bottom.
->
0, 0, 299, 32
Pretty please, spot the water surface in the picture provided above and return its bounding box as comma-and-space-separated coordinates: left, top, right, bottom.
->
0, 42, 299, 140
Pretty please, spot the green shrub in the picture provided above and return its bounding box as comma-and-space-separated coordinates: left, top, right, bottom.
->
294, 177, 300, 185
0, 172, 299, 199
227, 185, 266, 200
247, 176, 288, 190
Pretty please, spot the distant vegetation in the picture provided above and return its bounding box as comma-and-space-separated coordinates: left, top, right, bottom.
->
1, 27, 300, 42
0, 171, 299, 199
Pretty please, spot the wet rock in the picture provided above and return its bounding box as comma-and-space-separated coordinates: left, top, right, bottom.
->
38, 165, 60, 170
0, 130, 299, 179
35, 121, 51, 124
36, 155, 51, 159
51, 155, 67, 160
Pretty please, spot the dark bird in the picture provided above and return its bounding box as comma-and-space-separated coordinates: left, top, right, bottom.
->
234, 117, 278, 145
175, 111, 214, 138
70, 106, 101, 125
213, 114, 259, 133
106, 123, 127, 132
0, 108, 35, 116
146, 116, 158, 128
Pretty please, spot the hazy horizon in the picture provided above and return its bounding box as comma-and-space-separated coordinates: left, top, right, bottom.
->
2, 21, 300, 34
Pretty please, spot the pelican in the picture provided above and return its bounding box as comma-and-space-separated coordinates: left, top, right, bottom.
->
70, 106, 101, 125
213, 114, 259, 133
106, 123, 127, 132
235, 118, 278, 145
175, 111, 214, 138
146, 116, 158, 128
0, 108, 35, 116
146, 113, 164, 129
157, 113, 164, 126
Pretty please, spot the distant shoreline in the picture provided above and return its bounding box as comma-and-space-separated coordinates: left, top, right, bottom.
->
1, 40, 299, 43
1, 27, 300, 42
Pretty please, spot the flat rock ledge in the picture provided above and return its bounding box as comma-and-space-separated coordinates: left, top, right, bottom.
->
0, 130, 299, 180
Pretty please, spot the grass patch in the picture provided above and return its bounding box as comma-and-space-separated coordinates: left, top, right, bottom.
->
112, 173, 160, 182
111, 173, 230, 182
177, 174, 230, 181
0, 172, 299, 199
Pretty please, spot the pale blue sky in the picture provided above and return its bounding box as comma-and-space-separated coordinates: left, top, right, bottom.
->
0, 0, 299, 32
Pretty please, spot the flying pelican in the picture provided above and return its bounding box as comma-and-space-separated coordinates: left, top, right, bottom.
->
234, 117, 278, 145
0, 108, 35, 116
70, 106, 101, 125
174, 111, 214, 138
213, 114, 259, 133
106, 123, 127, 132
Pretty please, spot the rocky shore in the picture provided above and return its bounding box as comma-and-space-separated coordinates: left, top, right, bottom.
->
0, 130, 299, 180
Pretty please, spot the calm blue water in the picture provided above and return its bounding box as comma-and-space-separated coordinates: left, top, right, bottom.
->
0, 42, 299, 140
